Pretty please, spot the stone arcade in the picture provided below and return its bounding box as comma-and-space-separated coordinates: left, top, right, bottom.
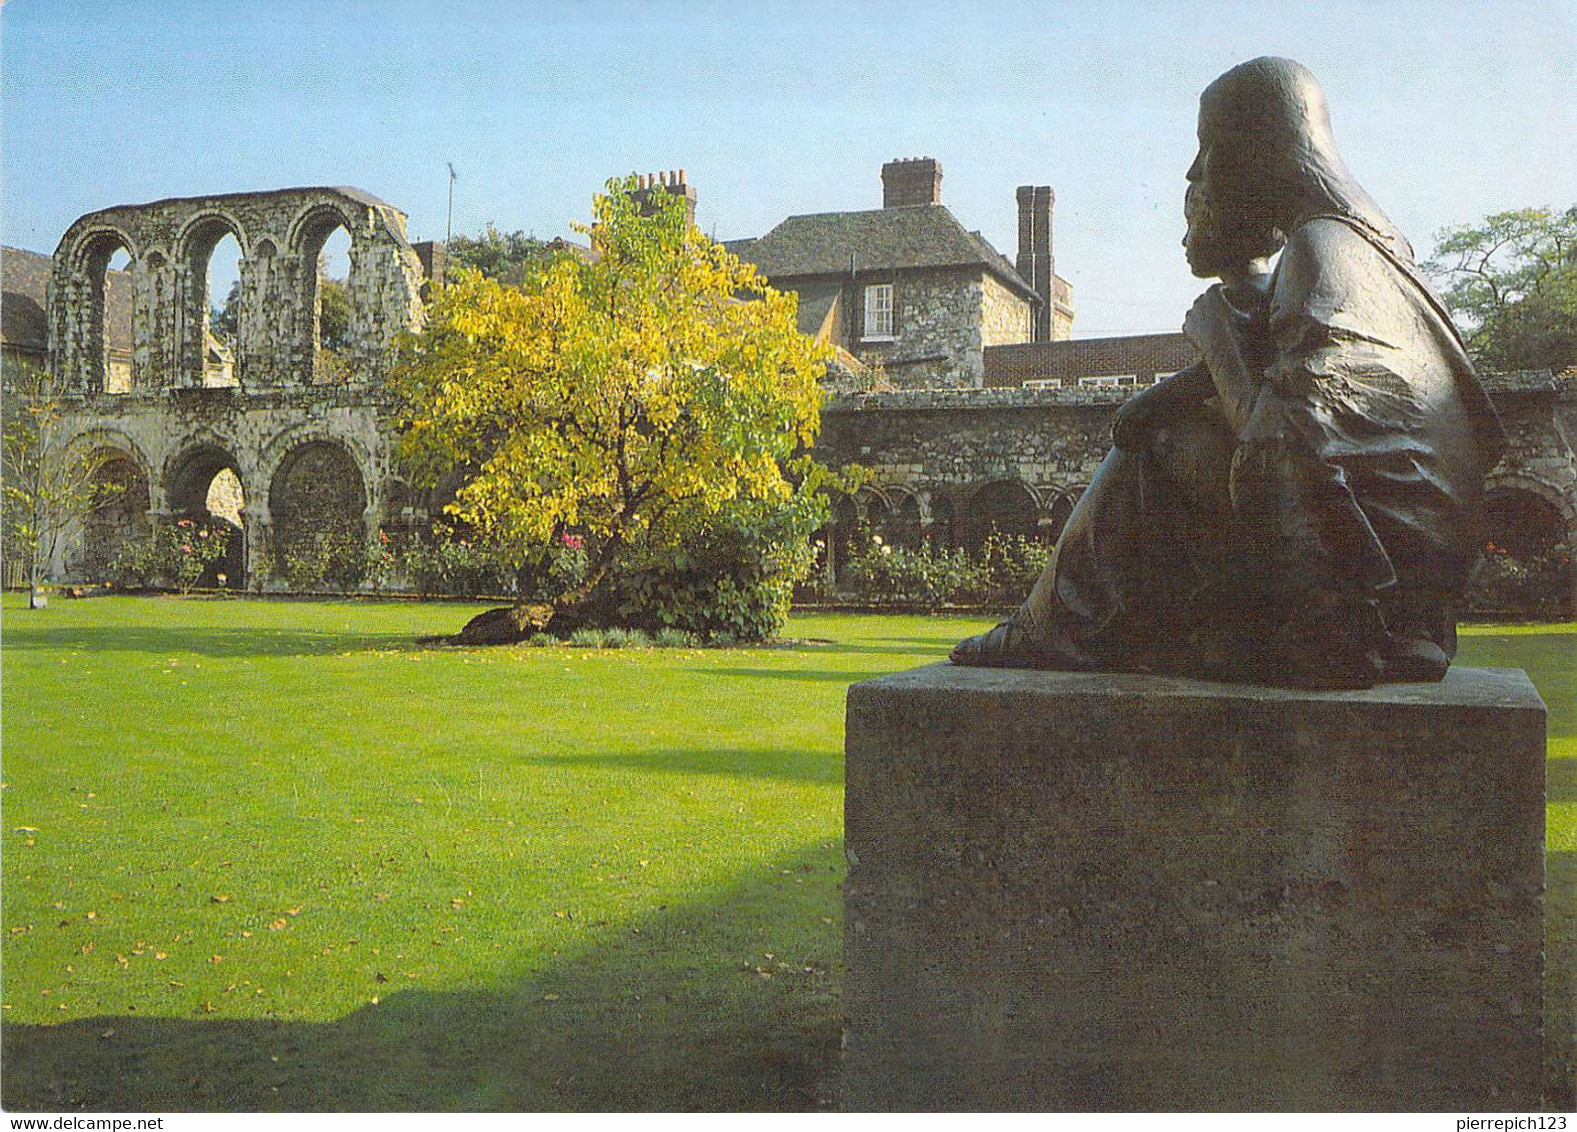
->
34, 187, 432, 588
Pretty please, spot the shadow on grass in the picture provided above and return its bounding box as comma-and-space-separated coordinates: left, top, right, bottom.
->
1, 842, 845, 1113
696, 667, 869, 684
1549, 757, 1576, 805
0, 627, 419, 660
532, 747, 841, 786
1547, 848, 1576, 1110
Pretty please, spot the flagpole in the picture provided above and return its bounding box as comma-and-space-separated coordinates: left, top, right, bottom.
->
445, 163, 457, 282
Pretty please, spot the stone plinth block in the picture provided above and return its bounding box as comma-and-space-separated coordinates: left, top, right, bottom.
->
843, 664, 1546, 1111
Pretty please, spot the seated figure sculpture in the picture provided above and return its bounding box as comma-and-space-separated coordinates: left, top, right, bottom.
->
951, 57, 1506, 689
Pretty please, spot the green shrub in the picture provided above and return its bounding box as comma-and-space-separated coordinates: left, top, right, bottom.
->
568, 627, 612, 648
277, 528, 369, 592
593, 497, 822, 643
107, 516, 230, 595
840, 533, 1051, 607
1465, 541, 1574, 619
397, 532, 518, 598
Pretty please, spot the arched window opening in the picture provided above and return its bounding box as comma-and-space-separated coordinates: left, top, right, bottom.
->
103, 248, 133, 392
963, 480, 1039, 554
270, 442, 368, 590
297, 210, 357, 385
77, 234, 135, 393
829, 494, 860, 587
203, 232, 242, 387
80, 453, 150, 580
1467, 488, 1574, 619
182, 218, 244, 389
877, 489, 924, 551
166, 446, 247, 587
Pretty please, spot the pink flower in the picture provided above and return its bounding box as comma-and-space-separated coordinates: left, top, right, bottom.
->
562, 534, 584, 550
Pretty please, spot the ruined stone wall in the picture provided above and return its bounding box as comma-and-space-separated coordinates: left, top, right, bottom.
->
50, 188, 424, 394
818, 387, 1122, 539
41, 188, 432, 591
1487, 383, 1577, 543
818, 382, 1577, 563
48, 386, 406, 589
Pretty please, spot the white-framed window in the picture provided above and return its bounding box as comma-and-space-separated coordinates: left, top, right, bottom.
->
1077, 374, 1138, 387
863, 283, 894, 340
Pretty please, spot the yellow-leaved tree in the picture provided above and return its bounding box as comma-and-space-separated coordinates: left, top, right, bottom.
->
393, 177, 839, 643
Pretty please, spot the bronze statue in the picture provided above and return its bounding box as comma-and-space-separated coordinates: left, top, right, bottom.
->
951, 57, 1505, 689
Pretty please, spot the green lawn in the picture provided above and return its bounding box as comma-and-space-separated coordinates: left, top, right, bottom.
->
1, 596, 1571, 1111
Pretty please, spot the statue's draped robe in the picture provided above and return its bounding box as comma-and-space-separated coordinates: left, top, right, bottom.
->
1015, 216, 1504, 684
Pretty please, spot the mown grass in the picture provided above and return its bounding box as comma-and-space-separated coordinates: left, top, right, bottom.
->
0, 596, 1571, 1110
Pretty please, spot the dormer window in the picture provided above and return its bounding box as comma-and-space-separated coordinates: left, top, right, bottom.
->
863, 283, 894, 340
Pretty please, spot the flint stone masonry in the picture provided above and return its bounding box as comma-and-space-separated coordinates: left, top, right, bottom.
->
35, 188, 431, 590
52, 187, 424, 393
844, 663, 1547, 1111
819, 387, 1127, 539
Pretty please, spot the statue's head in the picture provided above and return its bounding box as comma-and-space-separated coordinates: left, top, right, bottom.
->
1184, 57, 1399, 277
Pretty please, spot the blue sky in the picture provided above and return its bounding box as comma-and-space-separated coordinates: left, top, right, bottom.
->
5, 0, 1574, 336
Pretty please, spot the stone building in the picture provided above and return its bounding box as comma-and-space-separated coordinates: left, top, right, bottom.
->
12, 178, 1575, 613
729, 158, 1074, 389
30, 186, 430, 588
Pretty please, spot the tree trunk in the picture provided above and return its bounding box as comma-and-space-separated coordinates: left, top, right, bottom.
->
447, 542, 619, 646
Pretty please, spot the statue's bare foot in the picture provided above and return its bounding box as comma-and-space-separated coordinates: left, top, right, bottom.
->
951, 616, 1055, 668
1381, 635, 1450, 682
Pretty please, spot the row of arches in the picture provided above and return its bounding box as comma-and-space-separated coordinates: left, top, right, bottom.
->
52, 189, 423, 399
818, 477, 1577, 615
821, 479, 1082, 584
72, 437, 371, 590
68, 204, 360, 394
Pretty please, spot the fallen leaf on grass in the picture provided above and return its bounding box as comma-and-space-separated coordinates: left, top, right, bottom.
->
210, 894, 231, 904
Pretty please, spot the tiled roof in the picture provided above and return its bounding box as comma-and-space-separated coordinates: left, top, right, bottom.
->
2, 246, 51, 352
732, 205, 1038, 299
3, 245, 134, 356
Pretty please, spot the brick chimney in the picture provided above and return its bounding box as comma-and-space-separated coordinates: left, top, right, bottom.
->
1015, 185, 1054, 342
631, 169, 697, 225
882, 157, 942, 208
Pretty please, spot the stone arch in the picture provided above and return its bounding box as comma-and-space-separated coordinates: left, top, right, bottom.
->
164, 441, 249, 587
1045, 491, 1077, 544
1471, 475, 1576, 618
290, 202, 362, 384
177, 212, 248, 388
963, 478, 1040, 552
65, 227, 140, 393
876, 485, 925, 550
80, 449, 152, 581
267, 439, 370, 588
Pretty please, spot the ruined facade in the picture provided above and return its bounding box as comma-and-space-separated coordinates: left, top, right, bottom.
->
37, 187, 428, 588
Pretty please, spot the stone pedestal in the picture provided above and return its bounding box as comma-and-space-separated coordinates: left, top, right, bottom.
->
843, 664, 1547, 1111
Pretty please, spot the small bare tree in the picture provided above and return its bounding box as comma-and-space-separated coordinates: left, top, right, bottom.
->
2, 361, 117, 608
